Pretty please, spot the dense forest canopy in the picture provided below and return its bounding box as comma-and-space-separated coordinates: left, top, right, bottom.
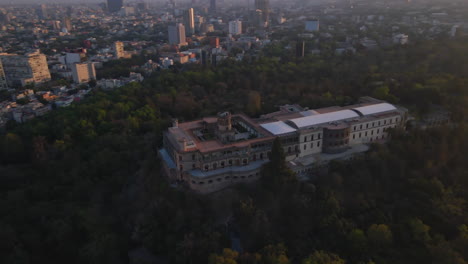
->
0, 38, 467, 264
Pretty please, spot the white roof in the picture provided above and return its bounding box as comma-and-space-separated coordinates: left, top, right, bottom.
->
352, 103, 397, 116
260, 121, 297, 135
288, 110, 359, 129
299, 110, 319, 117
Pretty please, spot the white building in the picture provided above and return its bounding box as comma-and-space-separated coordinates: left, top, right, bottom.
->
59, 52, 85, 66
160, 97, 408, 193
393, 34, 409, 45
228, 20, 242, 35
71, 62, 96, 84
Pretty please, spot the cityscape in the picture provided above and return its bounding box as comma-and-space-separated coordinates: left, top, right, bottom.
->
0, 0, 467, 263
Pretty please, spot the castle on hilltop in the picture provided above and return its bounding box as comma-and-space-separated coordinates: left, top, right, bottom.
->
159, 97, 408, 193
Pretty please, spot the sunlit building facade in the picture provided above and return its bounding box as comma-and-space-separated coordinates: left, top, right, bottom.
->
160, 97, 408, 193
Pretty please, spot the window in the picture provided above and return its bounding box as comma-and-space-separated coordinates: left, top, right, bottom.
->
204, 165, 209, 170
243, 159, 248, 164
371, 130, 374, 135
241, 176, 245, 179
199, 181, 205, 184
233, 176, 238, 179
353, 126, 356, 131
208, 180, 213, 183
359, 132, 362, 138
310, 143, 313, 148
221, 161, 225, 167
372, 122, 375, 127
225, 176, 230, 179
192, 154, 195, 160
360, 124, 363, 129
192, 180, 196, 184
353, 134, 356, 139
366, 124, 369, 128
217, 178, 222, 182
384, 120, 387, 124
304, 136, 307, 142
378, 121, 380, 126
317, 141, 320, 147
260, 153, 264, 159
311, 134, 314, 140
318, 134, 321, 139
365, 131, 368, 136
179, 165, 183, 171
304, 145, 306, 150
192, 164, 196, 169
377, 129, 380, 133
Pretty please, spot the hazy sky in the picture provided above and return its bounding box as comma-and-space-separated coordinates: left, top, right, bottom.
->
0, 0, 178, 4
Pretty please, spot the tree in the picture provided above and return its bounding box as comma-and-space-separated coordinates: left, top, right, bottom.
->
408, 218, 431, 244
367, 224, 393, 248
302, 250, 345, 264
346, 229, 368, 255
260, 244, 290, 264
262, 138, 296, 188
209, 249, 239, 264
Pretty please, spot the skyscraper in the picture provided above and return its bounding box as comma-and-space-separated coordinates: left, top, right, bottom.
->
184, 8, 195, 36
168, 24, 187, 46
255, 0, 269, 26
62, 17, 72, 32
107, 0, 124, 13
37, 4, 48, 19
210, 0, 216, 13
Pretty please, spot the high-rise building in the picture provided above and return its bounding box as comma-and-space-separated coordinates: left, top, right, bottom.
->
0, 50, 51, 87
255, 0, 269, 26
107, 0, 124, 13
0, 60, 8, 90
168, 23, 187, 46
113, 41, 125, 58
228, 20, 242, 35
62, 17, 72, 32
210, 0, 217, 13
71, 63, 96, 84
37, 4, 48, 19
136, 2, 148, 11
184, 8, 195, 36
194, 15, 204, 33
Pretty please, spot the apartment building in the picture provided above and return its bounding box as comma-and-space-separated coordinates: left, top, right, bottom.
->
71, 62, 96, 84
0, 50, 51, 87
0, 60, 8, 90
159, 97, 408, 193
